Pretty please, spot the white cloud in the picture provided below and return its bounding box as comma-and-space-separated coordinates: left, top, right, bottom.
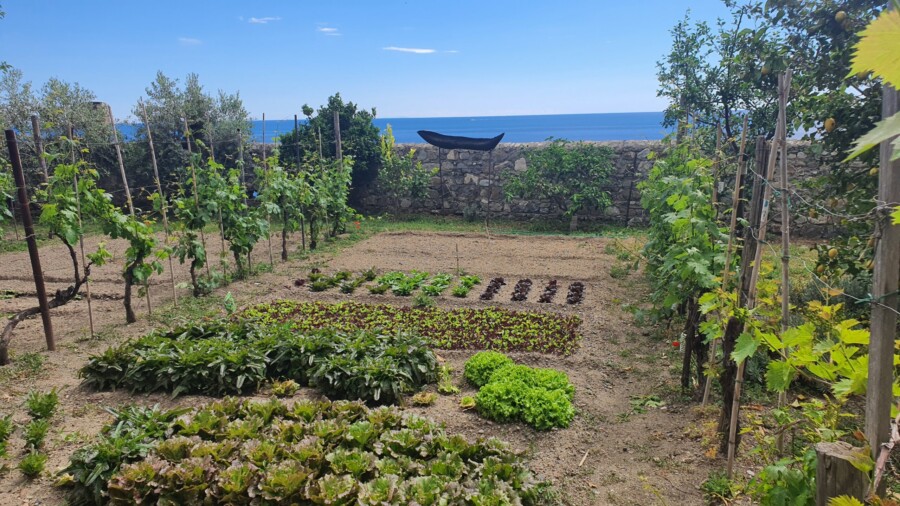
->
383, 46, 436, 54
249, 16, 281, 24
178, 37, 202, 46
444, 50, 459, 54
317, 26, 340, 36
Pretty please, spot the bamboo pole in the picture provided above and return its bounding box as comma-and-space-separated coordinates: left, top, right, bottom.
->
183, 117, 212, 278
702, 115, 749, 407
727, 71, 791, 477
139, 100, 177, 305
66, 125, 95, 338
776, 87, 792, 453
295, 114, 306, 251
6, 129, 54, 351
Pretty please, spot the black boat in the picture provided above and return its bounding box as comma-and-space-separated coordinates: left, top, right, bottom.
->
417, 130, 504, 151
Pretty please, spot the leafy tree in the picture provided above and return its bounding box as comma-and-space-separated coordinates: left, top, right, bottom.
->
277, 93, 380, 199
0, 4, 9, 74
0, 69, 36, 134
503, 138, 615, 231
378, 124, 433, 212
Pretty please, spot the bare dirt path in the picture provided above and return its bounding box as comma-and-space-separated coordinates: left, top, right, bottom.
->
0, 230, 716, 505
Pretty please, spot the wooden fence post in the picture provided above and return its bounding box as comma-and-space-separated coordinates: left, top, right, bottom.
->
5, 129, 54, 352
865, 82, 900, 466
815, 442, 868, 505
30, 114, 49, 183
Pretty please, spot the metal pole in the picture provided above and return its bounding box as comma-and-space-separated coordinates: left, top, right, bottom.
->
6, 129, 54, 350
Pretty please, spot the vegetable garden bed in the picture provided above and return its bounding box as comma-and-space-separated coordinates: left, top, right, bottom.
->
61, 398, 556, 505
239, 300, 582, 355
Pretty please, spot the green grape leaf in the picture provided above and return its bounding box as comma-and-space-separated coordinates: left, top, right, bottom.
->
765, 361, 794, 392
732, 332, 759, 364
850, 8, 900, 88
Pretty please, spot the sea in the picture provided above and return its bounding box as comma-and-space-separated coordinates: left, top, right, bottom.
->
120, 112, 671, 144
252, 111, 670, 144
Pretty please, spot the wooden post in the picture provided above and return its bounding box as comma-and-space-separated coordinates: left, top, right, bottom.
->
66, 125, 96, 337
815, 442, 868, 505
775, 82, 793, 453
206, 113, 217, 163
99, 103, 135, 216
262, 113, 274, 267
333, 111, 342, 161
30, 114, 49, 183
238, 128, 247, 203
711, 124, 722, 212
866, 83, 900, 461
6, 129, 54, 351
183, 117, 212, 278
139, 100, 178, 305
727, 71, 791, 477
702, 115, 749, 407
486, 149, 494, 233
438, 147, 445, 211
295, 114, 306, 251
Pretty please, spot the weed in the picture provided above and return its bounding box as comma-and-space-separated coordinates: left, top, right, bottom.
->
701, 471, 738, 503
412, 293, 435, 308
271, 379, 300, 398
411, 391, 437, 406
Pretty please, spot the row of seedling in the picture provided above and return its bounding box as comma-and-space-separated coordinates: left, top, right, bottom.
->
480, 278, 585, 305
298, 268, 484, 299
0, 389, 59, 479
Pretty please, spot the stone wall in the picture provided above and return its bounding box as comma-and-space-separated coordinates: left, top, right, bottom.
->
355, 140, 835, 234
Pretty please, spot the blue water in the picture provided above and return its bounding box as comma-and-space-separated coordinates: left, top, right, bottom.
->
120, 112, 671, 144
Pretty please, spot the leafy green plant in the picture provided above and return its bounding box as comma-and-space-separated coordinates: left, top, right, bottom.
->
375, 271, 430, 296
23, 419, 50, 449
464, 351, 514, 387
62, 398, 555, 504
451, 285, 470, 297
471, 360, 576, 431
504, 138, 615, 231
378, 124, 434, 212
18, 452, 47, 478
421, 273, 453, 297
700, 471, 738, 504
437, 366, 459, 395
459, 275, 481, 289
411, 392, 437, 406
271, 379, 300, 398
25, 388, 58, 420
81, 323, 438, 405
0, 413, 14, 442
459, 396, 476, 409
412, 293, 435, 308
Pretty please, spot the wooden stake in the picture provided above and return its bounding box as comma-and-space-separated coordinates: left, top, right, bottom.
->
438, 147, 445, 211
263, 113, 274, 267
776, 95, 792, 453
865, 81, 900, 463
702, 115, 749, 407
711, 124, 722, 212
183, 117, 212, 278
333, 111, 342, 161
295, 114, 306, 252
140, 100, 178, 305
67, 125, 95, 338
5, 129, 54, 351
727, 71, 791, 477
30, 114, 49, 183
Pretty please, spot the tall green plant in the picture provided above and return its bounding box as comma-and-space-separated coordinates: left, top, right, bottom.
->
639, 142, 728, 393
255, 157, 311, 261
504, 138, 615, 231
378, 124, 432, 212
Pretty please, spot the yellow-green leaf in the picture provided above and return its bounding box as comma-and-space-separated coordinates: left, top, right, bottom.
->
893, 206, 900, 225
828, 495, 865, 506
850, 8, 900, 88
844, 110, 900, 162
732, 332, 759, 364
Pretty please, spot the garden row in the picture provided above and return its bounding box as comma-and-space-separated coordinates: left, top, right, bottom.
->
60, 398, 558, 505
239, 300, 582, 354
298, 269, 586, 304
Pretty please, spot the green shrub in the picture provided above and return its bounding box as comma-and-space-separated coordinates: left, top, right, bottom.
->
464, 351, 514, 387
26, 388, 59, 420
24, 418, 51, 449
62, 398, 555, 505
18, 452, 47, 478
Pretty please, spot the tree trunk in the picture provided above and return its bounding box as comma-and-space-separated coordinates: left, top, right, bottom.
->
123, 267, 137, 324
190, 259, 200, 297
569, 214, 579, 233
681, 297, 701, 392
310, 219, 318, 250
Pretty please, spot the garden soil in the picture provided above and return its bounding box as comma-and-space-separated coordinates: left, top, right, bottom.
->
0, 230, 731, 505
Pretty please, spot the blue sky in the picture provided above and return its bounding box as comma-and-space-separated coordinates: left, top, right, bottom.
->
1, 1, 731, 121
